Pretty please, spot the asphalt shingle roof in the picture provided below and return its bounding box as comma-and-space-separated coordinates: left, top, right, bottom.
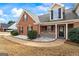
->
38, 9, 79, 22
0, 23, 9, 29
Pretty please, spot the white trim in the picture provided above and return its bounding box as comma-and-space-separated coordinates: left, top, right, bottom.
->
49, 11, 51, 21
39, 24, 40, 34
66, 23, 68, 40
40, 19, 79, 25
48, 3, 64, 11
55, 24, 57, 39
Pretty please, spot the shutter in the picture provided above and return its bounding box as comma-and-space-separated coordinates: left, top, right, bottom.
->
51, 10, 53, 19
59, 8, 61, 18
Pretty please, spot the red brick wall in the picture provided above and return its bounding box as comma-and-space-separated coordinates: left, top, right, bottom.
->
74, 22, 79, 28
17, 11, 39, 35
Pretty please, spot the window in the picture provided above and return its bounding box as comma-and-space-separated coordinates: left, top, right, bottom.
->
51, 26, 54, 31
51, 8, 63, 20
51, 10, 53, 19
47, 26, 51, 31
58, 8, 61, 18
27, 26, 33, 31
21, 27, 23, 33
42, 26, 47, 32
53, 9, 59, 20
24, 14, 28, 21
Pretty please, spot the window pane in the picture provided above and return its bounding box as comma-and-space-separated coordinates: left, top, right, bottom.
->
53, 9, 58, 20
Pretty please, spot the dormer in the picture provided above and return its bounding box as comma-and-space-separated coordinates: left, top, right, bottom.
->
74, 4, 79, 16
49, 3, 64, 21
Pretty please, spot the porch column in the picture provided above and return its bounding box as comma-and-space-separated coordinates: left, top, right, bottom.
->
55, 24, 57, 39
66, 23, 68, 40
39, 24, 40, 34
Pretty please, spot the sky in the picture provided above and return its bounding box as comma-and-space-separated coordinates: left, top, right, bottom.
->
0, 3, 75, 23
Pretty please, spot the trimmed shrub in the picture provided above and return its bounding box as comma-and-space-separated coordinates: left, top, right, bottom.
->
11, 30, 19, 36
27, 30, 38, 39
68, 28, 79, 43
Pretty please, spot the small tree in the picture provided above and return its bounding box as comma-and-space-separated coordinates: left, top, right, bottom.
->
11, 30, 19, 36
27, 30, 38, 39
68, 28, 79, 43
8, 20, 15, 26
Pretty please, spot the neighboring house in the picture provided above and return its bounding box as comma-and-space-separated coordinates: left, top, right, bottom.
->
17, 3, 79, 40
0, 23, 10, 32
8, 23, 17, 30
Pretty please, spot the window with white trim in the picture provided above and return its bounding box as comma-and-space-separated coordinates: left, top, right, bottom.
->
53, 9, 59, 20
51, 8, 63, 20
24, 14, 28, 21
27, 25, 33, 31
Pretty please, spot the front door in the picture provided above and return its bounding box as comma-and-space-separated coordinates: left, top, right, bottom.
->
58, 25, 65, 38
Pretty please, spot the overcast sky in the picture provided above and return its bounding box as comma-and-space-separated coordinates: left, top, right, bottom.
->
0, 3, 75, 23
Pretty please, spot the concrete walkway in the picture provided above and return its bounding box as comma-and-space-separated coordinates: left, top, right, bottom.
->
2, 36, 65, 47
14, 35, 55, 42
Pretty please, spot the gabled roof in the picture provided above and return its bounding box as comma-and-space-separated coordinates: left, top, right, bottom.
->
73, 3, 79, 12
17, 9, 40, 25
48, 3, 64, 10
64, 9, 79, 20
17, 4, 79, 24
0, 23, 9, 29
8, 23, 17, 30
38, 9, 79, 22
38, 13, 50, 22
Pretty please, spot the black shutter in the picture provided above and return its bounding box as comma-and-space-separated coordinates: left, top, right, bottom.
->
51, 10, 53, 19
21, 27, 23, 33
59, 8, 61, 18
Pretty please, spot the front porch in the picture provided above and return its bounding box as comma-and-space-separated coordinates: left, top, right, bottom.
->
40, 23, 73, 40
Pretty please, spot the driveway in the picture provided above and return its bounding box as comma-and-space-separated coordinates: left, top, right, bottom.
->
0, 32, 10, 36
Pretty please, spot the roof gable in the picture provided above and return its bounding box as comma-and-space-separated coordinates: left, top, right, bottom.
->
49, 3, 64, 10
17, 9, 40, 25
8, 23, 17, 30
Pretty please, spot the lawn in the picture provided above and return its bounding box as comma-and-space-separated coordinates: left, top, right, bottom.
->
0, 36, 79, 56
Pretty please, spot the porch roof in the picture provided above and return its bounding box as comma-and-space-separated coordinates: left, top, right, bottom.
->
40, 19, 79, 25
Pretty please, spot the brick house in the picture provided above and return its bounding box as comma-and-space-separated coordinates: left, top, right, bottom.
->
17, 3, 79, 40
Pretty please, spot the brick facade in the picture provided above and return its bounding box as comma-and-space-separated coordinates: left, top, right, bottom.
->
73, 22, 79, 28
17, 11, 40, 35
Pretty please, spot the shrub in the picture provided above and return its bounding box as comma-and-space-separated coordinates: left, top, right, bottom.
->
68, 28, 79, 43
11, 30, 19, 36
27, 30, 38, 39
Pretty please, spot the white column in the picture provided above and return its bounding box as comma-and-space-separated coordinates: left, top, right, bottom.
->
66, 23, 68, 40
55, 24, 57, 39
39, 24, 40, 34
